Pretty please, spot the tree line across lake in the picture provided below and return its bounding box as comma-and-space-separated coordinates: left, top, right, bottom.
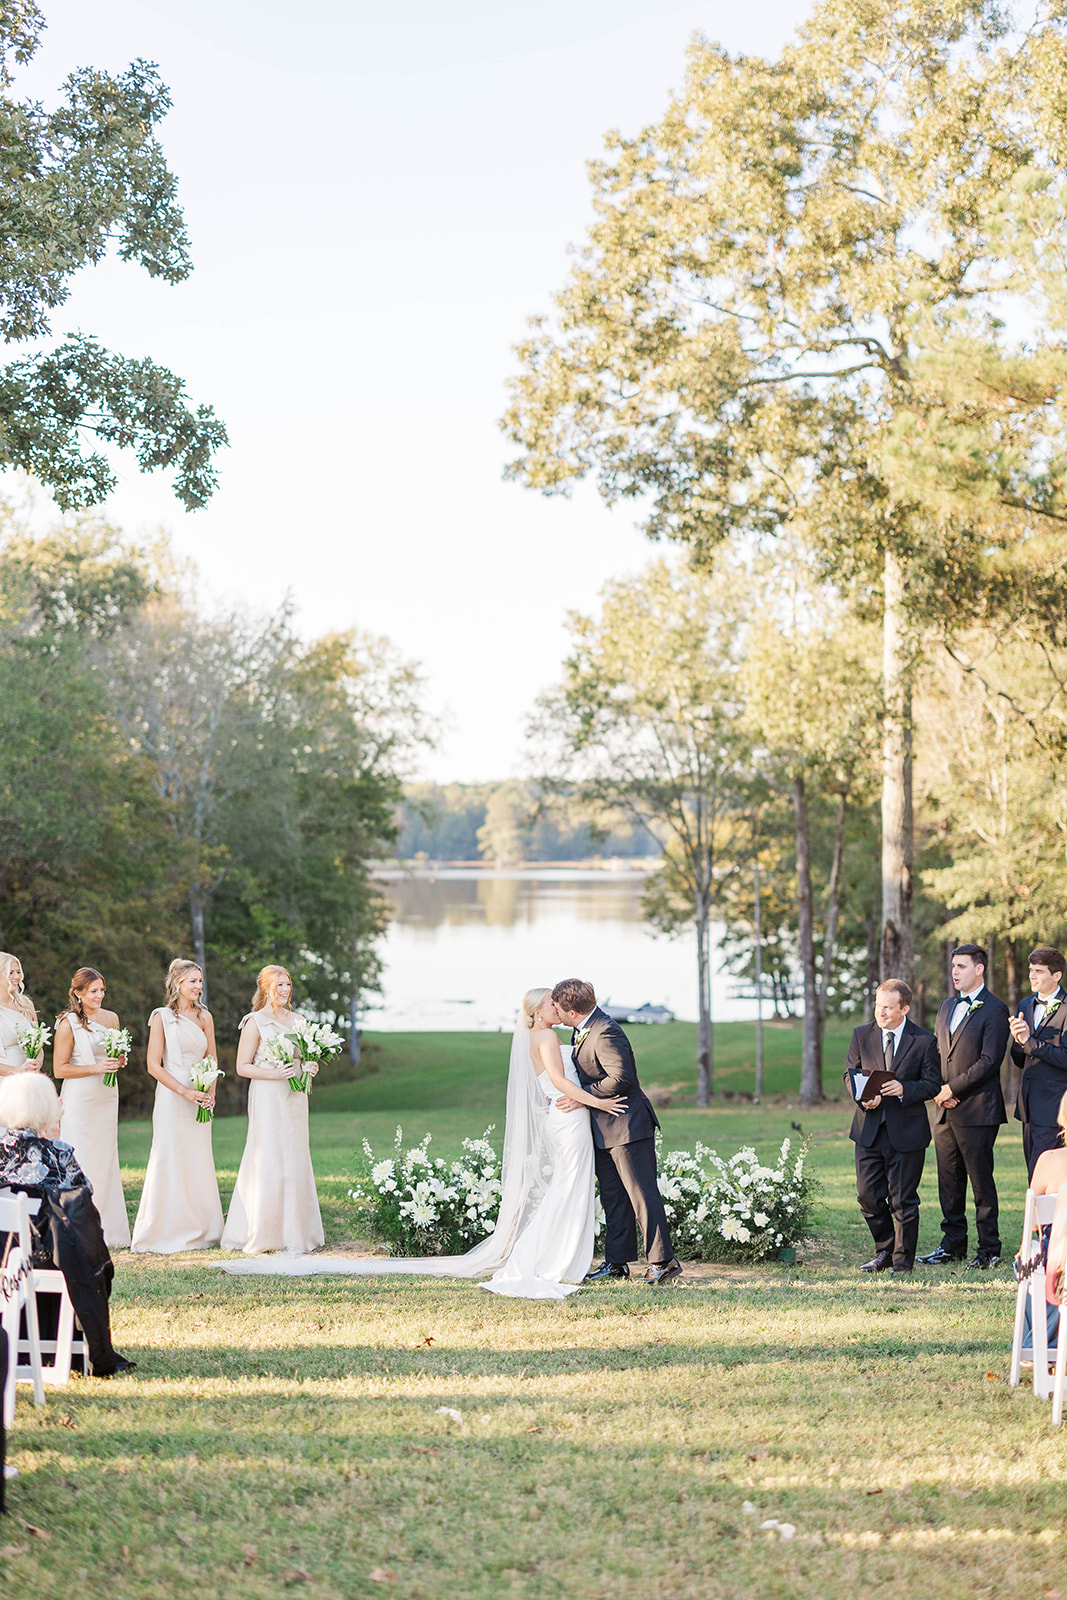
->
0, 503, 427, 1112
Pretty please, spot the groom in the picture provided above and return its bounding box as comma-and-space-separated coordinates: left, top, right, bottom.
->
551, 978, 681, 1286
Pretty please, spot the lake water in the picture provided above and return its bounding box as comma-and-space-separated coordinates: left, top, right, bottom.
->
365, 867, 759, 1031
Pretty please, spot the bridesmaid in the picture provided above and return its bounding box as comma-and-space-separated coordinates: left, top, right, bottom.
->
131, 959, 223, 1254
222, 965, 324, 1255
0, 952, 43, 1076
52, 967, 132, 1248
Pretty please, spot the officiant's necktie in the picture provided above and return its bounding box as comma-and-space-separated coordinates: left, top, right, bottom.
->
883, 1031, 895, 1074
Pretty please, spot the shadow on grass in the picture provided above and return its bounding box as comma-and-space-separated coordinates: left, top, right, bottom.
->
59, 1335, 1014, 1385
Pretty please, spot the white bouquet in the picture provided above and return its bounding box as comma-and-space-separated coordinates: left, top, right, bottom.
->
15, 1020, 51, 1064
285, 1019, 345, 1094
188, 1056, 224, 1123
99, 1026, 132, 1088
263, 1032, 297, 1071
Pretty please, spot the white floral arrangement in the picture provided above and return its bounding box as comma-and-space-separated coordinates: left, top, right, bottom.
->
286, 1019, 345, 1094
349, 1126, 502, 1255
99, 1026, 132, 1088
188, 1056, 224, 1123
15, 1020, 51, 1063
350, 1128, 813, 1264
598, 1136, 813, 1263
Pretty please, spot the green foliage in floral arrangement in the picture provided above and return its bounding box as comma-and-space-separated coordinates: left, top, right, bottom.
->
349, 1127, 502, 1256
636, 1137, 817, 1265
352, 1125, 814, 1265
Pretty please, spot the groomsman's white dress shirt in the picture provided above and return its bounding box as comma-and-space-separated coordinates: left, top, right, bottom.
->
950, 984, 983, 1034
1033, 989, 1061, 1028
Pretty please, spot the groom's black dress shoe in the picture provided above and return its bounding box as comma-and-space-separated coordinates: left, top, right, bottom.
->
645, 1259, 682, 1286
860, 1250, 893, 1273
583, 1262, 630, 1283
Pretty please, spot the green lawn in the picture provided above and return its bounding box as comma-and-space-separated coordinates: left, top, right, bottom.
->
5, 1022, 1062, 1600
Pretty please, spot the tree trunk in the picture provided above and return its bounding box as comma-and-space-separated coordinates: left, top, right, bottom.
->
865, 900, 880, 1013
350, 911, 362, 1068
695, 886, 713, 1106
880, 545, 914, 984
189, 882, 208, 1006
818, 787, 849, 1033
753, 860, 763, 1103
1004, 937, 1021, 1108
1005, 939, 1020, 1013
794, 775, 821, 1101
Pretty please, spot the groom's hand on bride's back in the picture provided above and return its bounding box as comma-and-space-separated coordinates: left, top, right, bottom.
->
557, 1093, 628, 1116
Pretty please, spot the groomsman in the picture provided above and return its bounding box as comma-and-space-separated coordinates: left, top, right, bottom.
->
844, 980, 940, 1275
919, 944, 1010, 1269
1008, 945, 1067, 1177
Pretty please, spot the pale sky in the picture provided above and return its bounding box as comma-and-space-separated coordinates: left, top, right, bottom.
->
14, 0, 813, 780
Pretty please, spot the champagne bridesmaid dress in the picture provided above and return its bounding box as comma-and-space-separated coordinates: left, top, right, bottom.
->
221, 1012, 324, 1255
131, 1008, 223, 1253
58, 1012, 131, 1247
0, 1005, 33, 1070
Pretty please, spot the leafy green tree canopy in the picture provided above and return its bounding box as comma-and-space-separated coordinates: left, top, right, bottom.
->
0, 2, 226, 508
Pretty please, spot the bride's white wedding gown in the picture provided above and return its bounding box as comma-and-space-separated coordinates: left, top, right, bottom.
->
483, 1049, 595, 1297
219, 1038, 596, 1299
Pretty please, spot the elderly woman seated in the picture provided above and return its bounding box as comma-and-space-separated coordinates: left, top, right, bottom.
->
0, 1073, 132, 1377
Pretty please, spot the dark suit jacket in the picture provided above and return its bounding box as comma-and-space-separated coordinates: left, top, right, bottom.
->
933, 986, 1009, 1127
1010, 990, 1067, 1129
571, 1007, 660, 1151
844, 1018, 940, 1150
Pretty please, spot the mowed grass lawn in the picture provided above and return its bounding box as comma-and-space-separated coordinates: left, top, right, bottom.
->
5, 1023, 1065, 1600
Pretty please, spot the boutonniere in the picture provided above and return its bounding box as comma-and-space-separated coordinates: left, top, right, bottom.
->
961, 998, 984, 1018
574, 1028, 590, 1047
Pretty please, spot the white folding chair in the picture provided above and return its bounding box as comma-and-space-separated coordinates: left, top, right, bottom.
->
23, 1268, 88, 1385
1009, 1190, 1060, 1400
0, 1191, 46, 1422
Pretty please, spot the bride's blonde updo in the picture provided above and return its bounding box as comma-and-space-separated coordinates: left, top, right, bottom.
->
521, 987, 550, 1029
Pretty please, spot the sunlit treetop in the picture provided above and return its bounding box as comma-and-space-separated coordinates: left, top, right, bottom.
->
0, 2, 227, 511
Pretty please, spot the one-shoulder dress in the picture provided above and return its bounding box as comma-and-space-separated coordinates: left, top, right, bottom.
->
131, 1009, 223, 1253
221, 1012, 324, 1255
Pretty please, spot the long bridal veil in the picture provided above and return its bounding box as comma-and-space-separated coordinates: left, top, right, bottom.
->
219, 1024, 557, 1279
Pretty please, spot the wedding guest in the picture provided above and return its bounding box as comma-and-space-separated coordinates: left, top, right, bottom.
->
844, 979, 940, 1275
1019, 1091, 1067, 1364
1047, 1179, 1067, 1312
0, 952, 43, 1076
0, 1072, 132, 1376
919, 944, 1010, 1270
52, 968, 131, 1248
221, 965, 324, 1256
1009, 946, 1067, 1177
131, 960, 223, 1254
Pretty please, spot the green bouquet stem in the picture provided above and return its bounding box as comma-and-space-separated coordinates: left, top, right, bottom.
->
195, 1103, 213, 1123
288, 1070, 313, 1094
102, 1068, 118, 1088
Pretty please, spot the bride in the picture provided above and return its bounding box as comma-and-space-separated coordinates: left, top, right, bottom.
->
221, 987, 625, 1298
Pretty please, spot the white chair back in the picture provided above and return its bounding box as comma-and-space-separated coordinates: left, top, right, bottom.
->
0, 1191, 46, 1421
1010, 1190, 1060, 1402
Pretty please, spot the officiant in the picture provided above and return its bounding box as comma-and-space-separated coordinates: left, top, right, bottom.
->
844, 979, 941, 1275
